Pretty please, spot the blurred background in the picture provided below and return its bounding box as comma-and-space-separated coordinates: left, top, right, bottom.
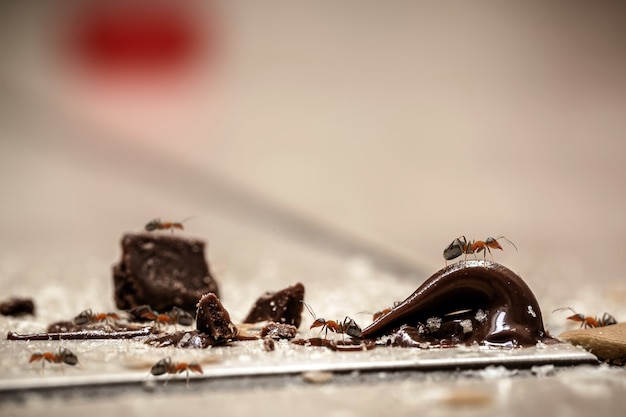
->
0, 0, 625, 318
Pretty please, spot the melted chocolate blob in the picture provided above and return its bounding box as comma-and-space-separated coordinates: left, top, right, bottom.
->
361, 261, 554, 348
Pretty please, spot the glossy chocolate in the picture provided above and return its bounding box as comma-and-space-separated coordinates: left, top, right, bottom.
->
361, 261, 554, 348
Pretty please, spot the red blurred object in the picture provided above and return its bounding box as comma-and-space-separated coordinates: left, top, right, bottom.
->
65, 1, 212, 74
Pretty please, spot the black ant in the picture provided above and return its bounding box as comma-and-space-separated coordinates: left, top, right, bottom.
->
74, 309, 121, 325
29, 348, 78, 373
302, 302, 362, 340
443, 235, 517, 265
553, 307, 617, 329
144, 217, 192, 233
150, 357, 203, 386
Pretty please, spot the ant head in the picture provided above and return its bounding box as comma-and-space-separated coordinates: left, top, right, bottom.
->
144, 219, 161, 231
188, 363, 203, 374
151, 357, 171, 376
485, 237, 503, 250
310, 318, 326, 329
566, 314, 586, 322
494, 236, 518, 252
59, 348, 79, 366
140, 311, 158, 320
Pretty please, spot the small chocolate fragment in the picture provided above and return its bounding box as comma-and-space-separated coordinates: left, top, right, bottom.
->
196, 293, 237, 341
361, 261, 556, 348
0, 297, 35, 316
260, 322, 298, 340
148, 330, 223, 348
47, 321, 84, 333
113, 233, 219, 314
244, 282, 305, 328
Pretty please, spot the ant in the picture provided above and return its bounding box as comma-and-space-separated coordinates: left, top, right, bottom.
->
443, 235, 517, 265
74, 309, 121, 325
553, 307, 617, 329
144, 217, 193, 233
29, 348, 79, 373
140, 307, 194, 329
150, 357, 203, 386
372, 302, 401, 321
302, 302, 362, 340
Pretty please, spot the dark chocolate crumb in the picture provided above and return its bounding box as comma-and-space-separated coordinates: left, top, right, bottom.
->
0, 297, 35, 316
244, 282, 305, 328
47, 321, 84, 333
196, 293, 237, 341
260, 322, 298, 340
147, 330, 227, 348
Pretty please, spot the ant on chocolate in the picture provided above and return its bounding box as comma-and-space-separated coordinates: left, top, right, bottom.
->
29, 347, 79, 374
372, 302, 401, 321
144, 217, 193, 233
150, 357, 203, 387
553, 307, 617, 329
302, 302, 362, 340
74, 309, 121, 325
141, 307, 194, 329
443, 235, 517, 265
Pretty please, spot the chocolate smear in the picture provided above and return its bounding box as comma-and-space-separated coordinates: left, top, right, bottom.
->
361, 261, 555, 348
244, 282, 305, 328
113, 233, 219, 314
7, 327, 152, 341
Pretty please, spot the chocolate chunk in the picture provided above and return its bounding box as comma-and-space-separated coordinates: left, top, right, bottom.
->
0, 297, 35, 316
361, 261, 556, 348
196, 293, 237, 341
260, 322, 298, 340
244, 282, 305, 328
113, 233, 219, 314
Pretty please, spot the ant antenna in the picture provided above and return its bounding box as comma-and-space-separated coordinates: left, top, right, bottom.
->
552, 307, 577, 314
301, 301, 316, 319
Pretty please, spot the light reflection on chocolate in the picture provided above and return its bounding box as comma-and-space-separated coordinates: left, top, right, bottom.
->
361, 261, 555, 348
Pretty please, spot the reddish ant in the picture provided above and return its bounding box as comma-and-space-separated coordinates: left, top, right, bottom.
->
443, 235, 517, 265
136, 306, 193, 329
29, 348, 79, 373
140, 307, 193, 326
144, 217, 192, 233
150, 357, 203, 386
372, 302, 401, 321
74, 309, 121, 325
553, 307, 617, 329
302, 302, 362, 340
